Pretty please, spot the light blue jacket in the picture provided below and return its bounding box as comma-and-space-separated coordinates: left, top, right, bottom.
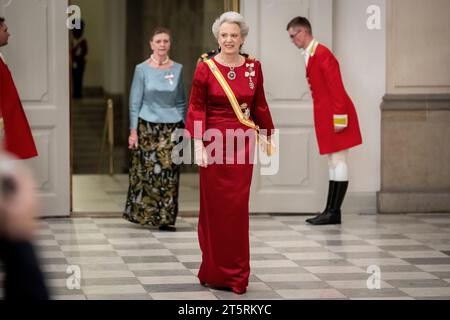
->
129, 61, 187, 129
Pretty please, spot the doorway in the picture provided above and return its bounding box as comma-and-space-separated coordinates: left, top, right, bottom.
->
70, 0, 239, 215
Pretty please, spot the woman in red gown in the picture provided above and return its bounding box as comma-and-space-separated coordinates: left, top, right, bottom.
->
185, 12, 274, 294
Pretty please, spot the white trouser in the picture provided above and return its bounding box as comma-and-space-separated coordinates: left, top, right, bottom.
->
328, 149, 349, 182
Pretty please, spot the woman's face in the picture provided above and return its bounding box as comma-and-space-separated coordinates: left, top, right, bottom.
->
218, 22, 244, 56
150, 33, 171, 56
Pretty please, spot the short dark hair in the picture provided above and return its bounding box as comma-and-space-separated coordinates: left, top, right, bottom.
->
150, 27, 172, 42
72, 19, 85, 38
0, 17, 5, 25
286, 16, 312, 35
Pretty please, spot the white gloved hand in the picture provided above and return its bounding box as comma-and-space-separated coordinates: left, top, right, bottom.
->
194, 139, 208, 168
334, 125, 346, 133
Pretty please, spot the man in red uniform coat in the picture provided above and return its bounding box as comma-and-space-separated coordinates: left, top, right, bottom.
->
287, 17, 362, 225
0, 17, 38, 159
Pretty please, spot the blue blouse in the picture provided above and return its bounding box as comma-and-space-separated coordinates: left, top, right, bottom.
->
129, 60, 187, 129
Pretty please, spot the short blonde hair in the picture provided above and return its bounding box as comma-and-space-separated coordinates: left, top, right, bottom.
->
212, 11, 249, 40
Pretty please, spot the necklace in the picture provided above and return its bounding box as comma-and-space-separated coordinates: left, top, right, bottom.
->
150, 54, 169, 66
217, 55, 241, 81
227, 66, 236, 81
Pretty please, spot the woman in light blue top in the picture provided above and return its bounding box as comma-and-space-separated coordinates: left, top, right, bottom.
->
124, 27, 187, 232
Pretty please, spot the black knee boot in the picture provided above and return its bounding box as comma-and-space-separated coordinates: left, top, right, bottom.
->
306, 181, 336, 224
308, 181, 348, 226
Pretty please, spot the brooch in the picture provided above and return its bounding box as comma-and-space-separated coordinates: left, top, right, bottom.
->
165, 73, 175, 86
240, 103, 251, 120
245, 63, 255, 90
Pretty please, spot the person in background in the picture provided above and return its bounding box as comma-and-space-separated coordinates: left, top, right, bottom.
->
0, 151, 49, 300
123, 27, 187, 232
287, 16, 363, 225
71, 19, 88, 99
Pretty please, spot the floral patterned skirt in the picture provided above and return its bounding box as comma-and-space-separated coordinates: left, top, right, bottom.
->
123, 119, 182, 226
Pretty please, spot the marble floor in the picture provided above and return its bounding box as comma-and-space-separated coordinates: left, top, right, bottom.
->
4, 213, 450, 300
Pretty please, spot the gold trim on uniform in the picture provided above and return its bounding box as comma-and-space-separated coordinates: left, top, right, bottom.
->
333, 114, 348, 127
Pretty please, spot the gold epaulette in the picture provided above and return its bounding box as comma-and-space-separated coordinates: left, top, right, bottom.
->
240, 53, 257, 61
200, 48, 220, 62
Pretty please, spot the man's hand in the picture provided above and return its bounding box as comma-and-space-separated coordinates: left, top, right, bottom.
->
334, 126, 346, 133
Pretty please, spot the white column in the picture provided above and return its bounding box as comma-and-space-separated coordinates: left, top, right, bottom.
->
103, 0, 127, 95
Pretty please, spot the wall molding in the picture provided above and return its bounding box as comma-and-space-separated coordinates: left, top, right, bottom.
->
378, 192, 450, 213
381, 94, 450, 111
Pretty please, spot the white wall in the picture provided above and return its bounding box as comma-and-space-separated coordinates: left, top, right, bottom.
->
333, 0, 386, 210
387, 0, 450, 94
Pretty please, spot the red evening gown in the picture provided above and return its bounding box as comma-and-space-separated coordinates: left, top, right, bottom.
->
185, 57, 274, 291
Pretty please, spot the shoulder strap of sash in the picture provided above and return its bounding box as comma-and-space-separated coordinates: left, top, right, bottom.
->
202, 57, 275, 156
202, 57, 258, 130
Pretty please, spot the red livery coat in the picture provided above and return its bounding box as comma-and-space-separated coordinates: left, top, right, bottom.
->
0, 57, 38, 159
307, 44, 362, 155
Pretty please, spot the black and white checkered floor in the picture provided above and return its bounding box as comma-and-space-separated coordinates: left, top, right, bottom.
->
5, 213, 450, 300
